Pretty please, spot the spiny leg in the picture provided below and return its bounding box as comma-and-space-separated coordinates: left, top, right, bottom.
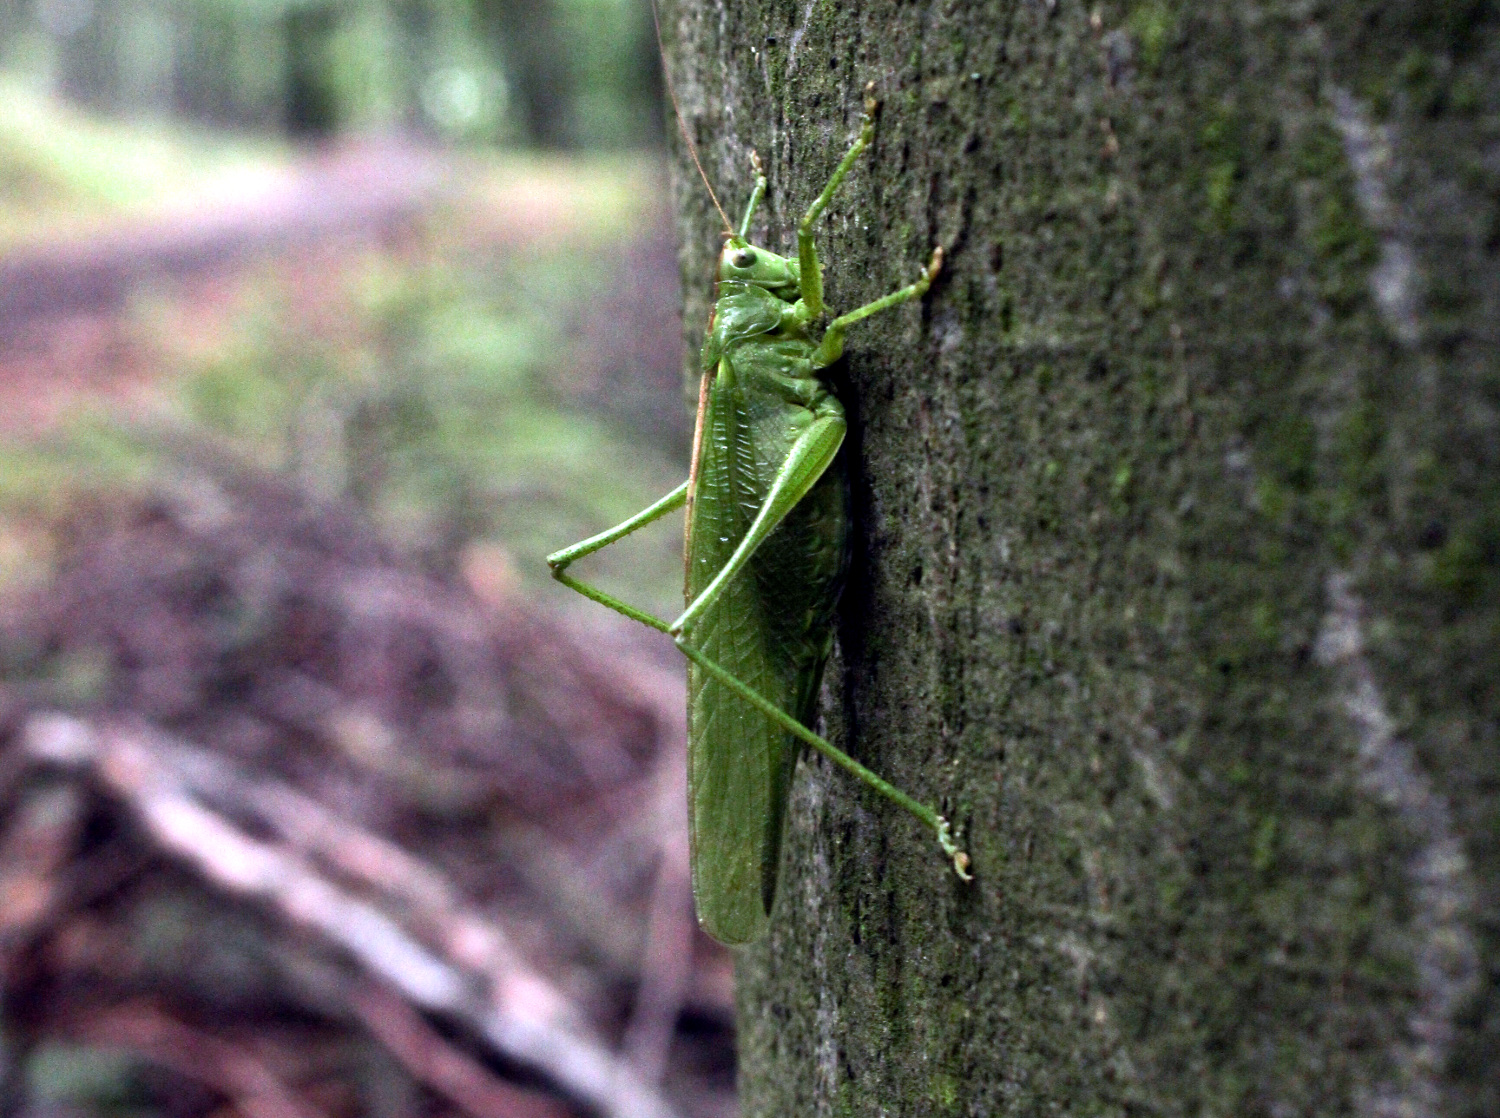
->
812, 246, 944, 369
546, 481, 687, 633
675, 636, 971, 879
797, 83, 878, 318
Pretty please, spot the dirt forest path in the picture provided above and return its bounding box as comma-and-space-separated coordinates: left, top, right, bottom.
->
0, 141, 451, 333
0, 141, 458, 433
0, 140, 650, 435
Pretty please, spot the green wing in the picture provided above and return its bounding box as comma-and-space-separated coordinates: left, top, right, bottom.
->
684, 352, 848, 945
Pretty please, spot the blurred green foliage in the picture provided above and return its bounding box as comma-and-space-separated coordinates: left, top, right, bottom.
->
1, 202, 689, 624
0, 74, 279, 242
1, 0, 664, 148
165, 213, 688, 616
27, 1044, 145, 1113
0, 85, 689, 622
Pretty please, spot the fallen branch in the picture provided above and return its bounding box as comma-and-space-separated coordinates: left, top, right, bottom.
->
24, 713, 682, 1118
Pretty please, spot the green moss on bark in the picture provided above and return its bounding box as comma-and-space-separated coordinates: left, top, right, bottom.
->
660, 1, 1500, 1114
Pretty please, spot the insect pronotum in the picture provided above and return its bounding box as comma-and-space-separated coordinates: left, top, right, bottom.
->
548, 48, 969, 946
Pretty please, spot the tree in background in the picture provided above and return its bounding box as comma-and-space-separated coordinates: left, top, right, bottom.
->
472, 0, 572, 147
1, 0, 663, 147
658, 1, 1498, 1114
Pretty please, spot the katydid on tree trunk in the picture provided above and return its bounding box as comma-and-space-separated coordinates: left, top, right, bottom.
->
547, 84, 970, 947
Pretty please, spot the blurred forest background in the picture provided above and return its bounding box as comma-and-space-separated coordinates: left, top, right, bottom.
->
0, 3, 730, 1118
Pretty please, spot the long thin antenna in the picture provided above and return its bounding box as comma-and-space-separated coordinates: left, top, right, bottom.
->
650, 0, 733, 235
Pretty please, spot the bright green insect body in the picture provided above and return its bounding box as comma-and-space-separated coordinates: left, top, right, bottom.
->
549, 94, 968, 945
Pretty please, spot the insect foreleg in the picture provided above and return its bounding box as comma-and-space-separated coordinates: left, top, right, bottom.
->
812, 246, 944, 369
737, 152, 768, 240
670, 413, 845, 636
676, 638, 972, 879
546, 481, 689, 634
797, 85, 878, 317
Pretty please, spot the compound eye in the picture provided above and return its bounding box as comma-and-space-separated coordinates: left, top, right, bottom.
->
731, 249, 757, 269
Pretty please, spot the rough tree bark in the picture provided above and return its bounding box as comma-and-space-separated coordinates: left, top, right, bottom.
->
657, 2, 1498, 1115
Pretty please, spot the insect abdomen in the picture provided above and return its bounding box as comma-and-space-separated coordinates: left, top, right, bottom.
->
684, 349, 848, 943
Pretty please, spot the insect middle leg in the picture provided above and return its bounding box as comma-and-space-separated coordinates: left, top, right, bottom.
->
546, 481, 687, 633
812, 246, 944, 369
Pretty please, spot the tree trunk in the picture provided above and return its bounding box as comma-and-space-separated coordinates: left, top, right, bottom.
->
658, 2, 1498, 1115
476, 0, 576, 147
